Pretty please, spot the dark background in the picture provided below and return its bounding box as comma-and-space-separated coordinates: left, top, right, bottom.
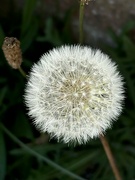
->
0, 0, 135, 180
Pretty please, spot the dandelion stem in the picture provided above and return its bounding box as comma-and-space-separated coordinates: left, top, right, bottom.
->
79, 1, 122, 179
79, 1, 85, 44
100, 135, 122, 180
18, 66, 27, 78
0, 123, 86, 180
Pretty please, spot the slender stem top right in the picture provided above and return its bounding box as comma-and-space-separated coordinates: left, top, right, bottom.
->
79, 1, 85, 44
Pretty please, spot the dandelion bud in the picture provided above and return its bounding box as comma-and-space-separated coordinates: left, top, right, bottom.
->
81, 0, 91, 5
2, 37, 22, 69
25, 45, 124, 144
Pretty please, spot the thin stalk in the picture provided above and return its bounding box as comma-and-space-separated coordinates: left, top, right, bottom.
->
18, 66, 27, 78
100, 135, 122, 180
79, 1, 85, 44
0, 123, 86, 180
79, 1, 122, 179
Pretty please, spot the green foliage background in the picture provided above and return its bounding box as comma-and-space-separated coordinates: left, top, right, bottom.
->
0, 0, 135, 180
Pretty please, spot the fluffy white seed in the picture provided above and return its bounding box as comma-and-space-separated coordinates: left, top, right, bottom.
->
24, 45, 124, 144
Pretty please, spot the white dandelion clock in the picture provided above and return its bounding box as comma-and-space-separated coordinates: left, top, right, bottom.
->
25, 45, 124, 144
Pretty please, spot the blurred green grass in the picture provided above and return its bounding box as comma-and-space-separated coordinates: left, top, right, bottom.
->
0, 0, 135, 180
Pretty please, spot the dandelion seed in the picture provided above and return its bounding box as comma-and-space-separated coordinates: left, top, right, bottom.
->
25, 45, 124, 144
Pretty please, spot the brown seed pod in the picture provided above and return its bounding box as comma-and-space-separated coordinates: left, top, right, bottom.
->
2, 37, 22, 69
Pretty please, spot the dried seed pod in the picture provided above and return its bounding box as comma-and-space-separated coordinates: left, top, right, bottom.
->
2, 37, 22, 69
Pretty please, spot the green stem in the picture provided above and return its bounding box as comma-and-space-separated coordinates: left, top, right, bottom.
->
18, 67, 27, 78
0, 123, 86, 180
79, 1, 85, 44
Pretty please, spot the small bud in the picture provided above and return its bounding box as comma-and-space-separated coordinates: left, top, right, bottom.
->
2, 37, 22, 69
81, 0, 91, 5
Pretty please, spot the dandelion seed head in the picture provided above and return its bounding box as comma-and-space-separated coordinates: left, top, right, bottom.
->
25, 45, 124, 144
